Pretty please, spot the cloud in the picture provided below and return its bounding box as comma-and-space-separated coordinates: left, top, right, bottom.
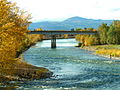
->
10, 0, 120, 22
111, 8, 120, 12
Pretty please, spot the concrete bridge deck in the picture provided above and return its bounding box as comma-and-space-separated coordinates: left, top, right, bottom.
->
28, 31, 97, 35
27, 30, 98, 48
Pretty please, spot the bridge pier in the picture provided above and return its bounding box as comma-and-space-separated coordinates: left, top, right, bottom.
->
51, 35, 56, 48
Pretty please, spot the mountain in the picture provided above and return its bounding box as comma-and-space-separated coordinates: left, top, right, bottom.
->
29, 16, 113, 30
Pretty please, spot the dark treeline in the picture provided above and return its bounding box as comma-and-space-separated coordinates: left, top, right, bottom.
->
76, 21, 120, 46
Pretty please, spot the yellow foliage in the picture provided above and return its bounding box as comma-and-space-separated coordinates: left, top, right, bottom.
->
76, 34, 99, 46
27, 34, 43, 45
96, 49, 120, 57
0, 0, 31, 61
0, 31, 29, 60
0, 0, 52, 80
64, 34, 68, 39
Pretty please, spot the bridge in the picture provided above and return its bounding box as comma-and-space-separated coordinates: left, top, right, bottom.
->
28, 31, 98, 48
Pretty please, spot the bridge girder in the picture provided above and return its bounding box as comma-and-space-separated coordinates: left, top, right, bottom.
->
27, 31, 97, 35
27, 31, 98, 48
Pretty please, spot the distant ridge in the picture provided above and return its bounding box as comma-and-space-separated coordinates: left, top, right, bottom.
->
29, 16, 113, 30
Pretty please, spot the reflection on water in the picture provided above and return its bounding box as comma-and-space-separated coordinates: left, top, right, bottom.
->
1, 39, 120, 90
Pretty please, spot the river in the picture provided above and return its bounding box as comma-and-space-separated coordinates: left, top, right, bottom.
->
1, 39, 120, 90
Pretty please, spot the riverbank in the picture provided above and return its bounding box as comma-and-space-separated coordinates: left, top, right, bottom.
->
0, 60, 53, 81
0, 33, 53, 82
80, 45, 120, 60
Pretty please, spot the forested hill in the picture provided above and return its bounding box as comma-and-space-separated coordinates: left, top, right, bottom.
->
29, 16, 113, 30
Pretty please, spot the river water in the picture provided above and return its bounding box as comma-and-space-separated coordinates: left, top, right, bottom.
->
2, 39, 120, 90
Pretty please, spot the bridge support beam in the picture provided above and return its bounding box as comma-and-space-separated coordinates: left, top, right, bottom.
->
51, 35, 56, 48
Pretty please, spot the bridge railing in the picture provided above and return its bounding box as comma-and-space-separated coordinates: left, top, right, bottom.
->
27, 31, 98, 35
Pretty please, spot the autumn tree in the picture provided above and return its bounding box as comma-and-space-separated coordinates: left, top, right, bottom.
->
0, 0, 31, 32
0, 0, 31, 61
27, 28, 44, 44
75, 28, 99, 46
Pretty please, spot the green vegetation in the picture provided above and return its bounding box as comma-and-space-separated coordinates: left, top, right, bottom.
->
0, 0, 52, 81
76, 21, 120, 46
107, 21, 120, 44
75, 21, 120, 57
98, 23, 109, 44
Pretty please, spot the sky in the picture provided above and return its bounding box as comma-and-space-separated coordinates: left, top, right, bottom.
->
10, 0, 120, 22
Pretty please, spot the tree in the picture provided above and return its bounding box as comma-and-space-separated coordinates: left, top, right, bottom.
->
87, 28, 94, 31
98, 23, 109, 44
75, 28, 82, 31
0, 0, 31, 61
75, 28, 100, 46
107, 21, 120, 44
0, 0, 31, 32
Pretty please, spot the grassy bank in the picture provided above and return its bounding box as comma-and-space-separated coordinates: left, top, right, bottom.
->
81, 45, 120, 59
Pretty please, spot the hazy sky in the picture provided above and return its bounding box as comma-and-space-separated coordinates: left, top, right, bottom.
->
10, 0, 120, 22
